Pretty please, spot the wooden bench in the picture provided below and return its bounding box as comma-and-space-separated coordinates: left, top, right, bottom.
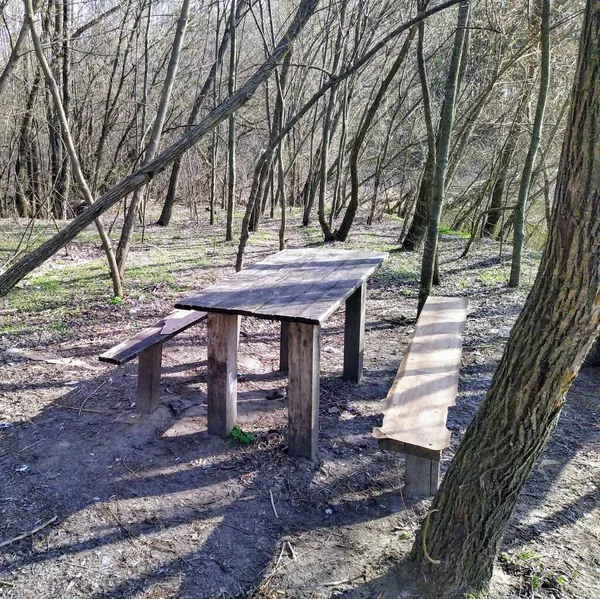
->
99, 309, 207, 413
373, 296, 468, 498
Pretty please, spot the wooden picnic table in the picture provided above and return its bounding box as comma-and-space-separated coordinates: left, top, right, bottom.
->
175, 247, 387, 459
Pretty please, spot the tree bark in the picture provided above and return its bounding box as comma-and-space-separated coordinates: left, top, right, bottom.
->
411, 1, 600, 596
400, 0, 436, 251
510, 0, 551, 287
115, 0, 192, 276
225, 0, 237, 242
418, 0, 470, 313
0, 0, 320, 297
336, 25, 417, 242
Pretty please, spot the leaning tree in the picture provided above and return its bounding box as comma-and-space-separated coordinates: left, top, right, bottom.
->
410, 0, 600, 596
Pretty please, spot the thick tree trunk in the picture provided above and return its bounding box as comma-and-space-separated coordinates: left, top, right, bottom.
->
15, 69, 42, 219
411, 2, 600, 596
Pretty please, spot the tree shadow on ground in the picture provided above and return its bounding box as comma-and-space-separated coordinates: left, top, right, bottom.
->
0, 320, 406, 597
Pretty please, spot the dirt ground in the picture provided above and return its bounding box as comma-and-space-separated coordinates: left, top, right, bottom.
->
0, 213, 598, 599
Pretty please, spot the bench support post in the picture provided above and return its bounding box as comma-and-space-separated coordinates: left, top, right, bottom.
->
207, 313, 240, 438
288, 322, 321, 459
279, 321, 289, 372
137, 344, 163, 413
343, 282, 366, 383
405, 454, 440, 498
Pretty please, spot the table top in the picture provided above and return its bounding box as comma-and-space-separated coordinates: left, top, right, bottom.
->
175, 248, 388, 324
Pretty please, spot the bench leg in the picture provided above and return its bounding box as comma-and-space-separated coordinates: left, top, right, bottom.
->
287, 322, 321, 459
405, 454, 440, 498
137, 344, 163, 414
279, 321, 289, 372
207, 313, 240, 438
343, 282, 366, 383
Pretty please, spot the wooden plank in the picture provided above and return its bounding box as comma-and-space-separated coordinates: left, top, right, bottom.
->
250, 254, 358, 318
176, 249, 314, 312
137, 344, 162, 414
215, 249, 366, 316
373, 296, 468, 453
405, 454, 440, 498
287, 322, 321, 459
377, 437, 442, 462
206, 313, 240, 438
99, 309, 206, 365
284, 253, 387, 323
280, 321, 289, 372
343, 282, 365, 383
175, 249, 387, 324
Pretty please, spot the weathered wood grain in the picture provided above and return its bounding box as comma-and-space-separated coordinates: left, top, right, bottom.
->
287, 322, 321, 459
176, 248, 387, 324
405, 453, 440, 498
207, 313, 240, 437
99, 309, 206, 365
137, 345, 162, 414
280, 321, 289, 372
343, 282, 366, 383
373, 296, 468, 456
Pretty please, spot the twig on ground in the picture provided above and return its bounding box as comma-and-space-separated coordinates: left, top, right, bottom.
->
422, 509, 441, 565
64, 560, 106, 575
18, 438, 44, 454
318, 575, 362, 587
0, 515, 57, 548
286, 540, 297, 561
78, 379, 109, 415
56, 405, 104, 414
107, 503, 177, 554
269, 489, 279, 519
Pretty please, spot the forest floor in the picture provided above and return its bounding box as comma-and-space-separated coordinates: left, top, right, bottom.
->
0, 207, 598, 599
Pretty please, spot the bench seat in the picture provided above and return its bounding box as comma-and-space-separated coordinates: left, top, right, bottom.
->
373, 296, 467, 497
99, 309, 207, 413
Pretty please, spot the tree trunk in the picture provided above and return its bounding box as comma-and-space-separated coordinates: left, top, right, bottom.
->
235, 49, 292, 271
225, 0, 237, 242
411, 1, 600, 596
157, 0, 244, 226
510, 0, 551, 287
336, 25, 417, 242
116, 0, 192, 276
0, 0, 320, 297
25, 0, 123, 297
418, 0, 469, 313
56, 0, 71, 219
400, 0, 436, 251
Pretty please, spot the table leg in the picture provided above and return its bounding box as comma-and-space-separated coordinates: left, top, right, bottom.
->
279, 321, 289, 372
287, 322, 321, 459
207, 313, 240, 438
343, 281, 366, 383
137, 343, 162, 413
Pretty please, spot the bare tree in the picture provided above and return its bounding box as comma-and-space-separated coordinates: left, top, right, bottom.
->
510, 0, 551, 287
411, 1, 600, 595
